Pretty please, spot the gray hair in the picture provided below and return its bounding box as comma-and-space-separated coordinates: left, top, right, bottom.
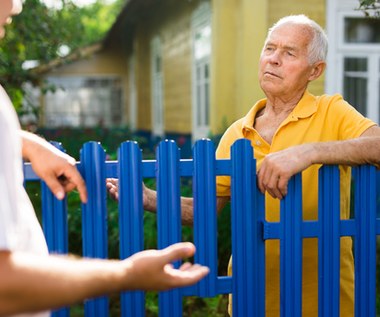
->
266, 15, 328, 64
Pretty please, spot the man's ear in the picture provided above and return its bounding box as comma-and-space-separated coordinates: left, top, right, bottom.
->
308, 61, 326, 81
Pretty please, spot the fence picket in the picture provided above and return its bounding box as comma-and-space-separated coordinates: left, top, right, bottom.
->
156, 140, 183, 316
39, 142, 70, 317
231, 139, 265, 317
41, 178, 69, 317
280, 173, 302, 317
193, 139, 218, 297
118, 141, 145, 317
80, 142, 109, 317
318, 165, 341, 317
353, 165, 377, 317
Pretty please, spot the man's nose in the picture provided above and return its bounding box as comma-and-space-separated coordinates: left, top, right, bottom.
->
268, 51, 281, 65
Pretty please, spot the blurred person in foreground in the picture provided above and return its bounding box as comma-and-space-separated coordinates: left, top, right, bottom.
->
107, 14, 380, 316
0, 1, 209, 315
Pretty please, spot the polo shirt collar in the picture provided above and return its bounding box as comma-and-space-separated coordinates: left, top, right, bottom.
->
291, 90, 317, 119
241, 90, 317, 136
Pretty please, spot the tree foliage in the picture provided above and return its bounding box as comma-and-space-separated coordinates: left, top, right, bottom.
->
358, 0, 380, 17
0, 0, 123, 111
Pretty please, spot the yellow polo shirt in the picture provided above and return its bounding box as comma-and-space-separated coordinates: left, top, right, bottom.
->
216, 91, 376, 316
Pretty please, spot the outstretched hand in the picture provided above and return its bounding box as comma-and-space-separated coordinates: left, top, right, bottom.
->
123, 242, 209, 291
21, 131, 87, 203
257, 144, 314, 199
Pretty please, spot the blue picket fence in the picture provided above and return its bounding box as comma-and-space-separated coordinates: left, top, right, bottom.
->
23, 139, 380, 317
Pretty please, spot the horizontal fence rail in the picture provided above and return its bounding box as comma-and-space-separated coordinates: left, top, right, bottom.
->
23, 139, 380, 317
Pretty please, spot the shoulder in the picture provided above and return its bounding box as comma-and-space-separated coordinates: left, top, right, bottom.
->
315, 93, 361, 116
316, 93, 375, 138
317, 93, 353, 108
317, 93, 345, 106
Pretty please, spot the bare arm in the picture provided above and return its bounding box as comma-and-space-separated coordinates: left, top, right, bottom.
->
258, 126, 380, 199
20, 131, 87, 203
0, 242, 209, 316
106, 179, 228, 225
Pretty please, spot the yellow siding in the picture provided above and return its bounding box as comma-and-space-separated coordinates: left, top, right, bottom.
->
235, 0, 268, 118
210, 0, 268, 134
135, 26, 151, 131
210, 0, 238, 133
134, 0, 201, 134
160, 4, 194, 133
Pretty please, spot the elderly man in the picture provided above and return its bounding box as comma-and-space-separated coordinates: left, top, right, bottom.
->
0, 0, 209, 315
215, 15, 380, 316
107, 15, 380, 316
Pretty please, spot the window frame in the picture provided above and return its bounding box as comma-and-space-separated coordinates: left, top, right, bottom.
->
191, 2, 212, 141
337, 11, 380, 53
43, 75, 123, 128
327, 8, 380, 123
150, 36, 164, 137
128, 55, 137, 132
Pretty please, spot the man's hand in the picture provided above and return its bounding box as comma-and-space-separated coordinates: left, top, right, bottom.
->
106, 179, 158, 212
106, 178, 119, 201
0, 243, 208, 315
122, 242, 209, 291
257, 144, 314, 199
21, 131, 87, 203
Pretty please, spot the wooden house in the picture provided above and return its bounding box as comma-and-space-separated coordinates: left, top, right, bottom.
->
34, 0, 380, 156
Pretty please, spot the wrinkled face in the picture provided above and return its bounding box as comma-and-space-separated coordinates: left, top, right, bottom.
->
258, 23, 316, 99
0, 0, 22, 39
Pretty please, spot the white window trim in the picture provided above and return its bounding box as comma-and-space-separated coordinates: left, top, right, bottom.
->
150, 36, 164, 137
191, 2, 212, 142
326, 3, 380, 123
128, 55, 137, 132
337, 10, 380, 53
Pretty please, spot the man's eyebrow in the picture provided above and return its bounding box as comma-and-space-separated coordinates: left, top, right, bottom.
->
283, 45, 298, 51
264, 41, 298, 51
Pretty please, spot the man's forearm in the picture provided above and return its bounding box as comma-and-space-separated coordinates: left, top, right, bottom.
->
311, 137, 380, 167
144, 187, 194, 225
19, 131, 61, 161
0, 251, 126, 315
0, 243, 209, 315
20, 130, 46, 161
257, 134, 380, 199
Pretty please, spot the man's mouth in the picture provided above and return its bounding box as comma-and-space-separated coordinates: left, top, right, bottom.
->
264, 71, 281, 79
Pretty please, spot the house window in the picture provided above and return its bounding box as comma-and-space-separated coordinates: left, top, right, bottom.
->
151, 37, 164, 137
44, 77, 122, 128
344, 17, 380, 44
329, 13, 380, 123
342, 16, 380, 121
191, 2, 211, 141
343, 57, 367, 116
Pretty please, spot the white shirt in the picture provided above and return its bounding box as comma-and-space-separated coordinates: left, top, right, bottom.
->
0, 85, 50, 317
